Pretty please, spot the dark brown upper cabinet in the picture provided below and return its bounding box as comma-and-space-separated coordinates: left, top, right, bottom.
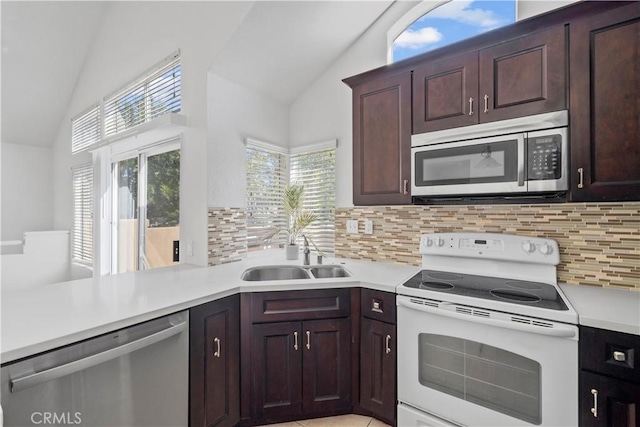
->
349, 71, 412, 206
569, 2, 640, 202
413, 25, 566, 134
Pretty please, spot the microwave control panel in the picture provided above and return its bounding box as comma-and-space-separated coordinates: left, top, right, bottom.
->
527, 134, 562, 180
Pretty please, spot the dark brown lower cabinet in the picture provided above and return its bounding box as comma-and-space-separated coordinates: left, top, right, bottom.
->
580, 371, 640, 427
360, 317, 396, 425
190, 295, 240, 427
251, 318, 351, 423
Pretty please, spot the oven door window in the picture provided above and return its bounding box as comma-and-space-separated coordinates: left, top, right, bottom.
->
415, 140, 518, 187
419, 334, 541, 425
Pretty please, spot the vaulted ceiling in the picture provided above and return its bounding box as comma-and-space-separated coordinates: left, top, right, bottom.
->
1, 1, 394, 148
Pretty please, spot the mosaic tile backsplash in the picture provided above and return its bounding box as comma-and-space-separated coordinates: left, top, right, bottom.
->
207, 203, 639, 289
335, 203, 640, 290
208, 208, 247, 266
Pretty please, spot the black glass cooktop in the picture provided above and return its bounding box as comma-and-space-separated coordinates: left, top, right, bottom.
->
403, 269, 569, 311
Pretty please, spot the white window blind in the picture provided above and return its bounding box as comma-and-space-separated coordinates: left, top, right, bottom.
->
104, 53, 181, 137
72, 164, 93, 265
246, 144, 288, 250
289, 149, 336, 254
71, 104, 100, 153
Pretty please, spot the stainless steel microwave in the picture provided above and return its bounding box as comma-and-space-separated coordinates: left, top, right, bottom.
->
411, 110, 569, 202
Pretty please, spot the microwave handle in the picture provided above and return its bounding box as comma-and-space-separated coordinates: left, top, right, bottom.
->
517, 135, 525, 187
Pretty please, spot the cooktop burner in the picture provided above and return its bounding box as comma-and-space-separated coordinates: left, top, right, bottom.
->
403, 269, 568, 311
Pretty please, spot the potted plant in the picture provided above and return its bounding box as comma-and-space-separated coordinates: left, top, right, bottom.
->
283, 184, 317, 260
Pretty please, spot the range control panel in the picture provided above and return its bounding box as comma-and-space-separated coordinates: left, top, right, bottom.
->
420, 232, 560, 265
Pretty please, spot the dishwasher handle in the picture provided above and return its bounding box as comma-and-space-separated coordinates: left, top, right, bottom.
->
10, 320, 188, 393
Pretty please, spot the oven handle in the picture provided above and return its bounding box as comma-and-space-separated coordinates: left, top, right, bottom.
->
397, 298, 576, 338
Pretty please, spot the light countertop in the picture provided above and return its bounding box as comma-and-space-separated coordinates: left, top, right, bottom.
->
3, 251, 638, 365
1, 250, 419, 364
560, 283, 640, 336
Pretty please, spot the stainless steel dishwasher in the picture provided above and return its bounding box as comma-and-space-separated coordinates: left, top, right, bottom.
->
1, 310, 188, 427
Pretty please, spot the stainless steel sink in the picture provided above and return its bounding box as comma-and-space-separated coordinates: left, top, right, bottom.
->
308, 265, 351, 279
241, 265, 351, 281
241, 266, 312, 281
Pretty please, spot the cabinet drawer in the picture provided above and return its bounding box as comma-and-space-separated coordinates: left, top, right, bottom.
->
251, 289, 350, 323
581, 326, 640, 384
361, 288, 396, 324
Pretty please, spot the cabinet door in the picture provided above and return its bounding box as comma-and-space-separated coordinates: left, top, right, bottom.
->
352, 71, 412, 205
190, 295, 240, 427
360, 318, 396, 425
479, 25, 566, 123
412, 51, 479, 133
580, 371, 640, 427
251, 322, 303, 421
569, 3, 640, 201
302, 318, 352, 414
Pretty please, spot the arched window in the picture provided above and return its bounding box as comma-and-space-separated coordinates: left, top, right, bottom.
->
388, 0, 516, 63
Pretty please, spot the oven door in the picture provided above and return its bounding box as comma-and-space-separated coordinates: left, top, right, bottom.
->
411, 134, 525, 196
397, 296, 578, 427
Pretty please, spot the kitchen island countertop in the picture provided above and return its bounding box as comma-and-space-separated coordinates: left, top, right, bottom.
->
1, 250, 419, 364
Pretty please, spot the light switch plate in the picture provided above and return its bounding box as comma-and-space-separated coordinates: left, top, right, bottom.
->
364, 220, 373, 235
347, 220, 359, 234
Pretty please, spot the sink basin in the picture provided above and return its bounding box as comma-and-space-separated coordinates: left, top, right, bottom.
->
241, 266, 311, 281
308, 265, 351, 279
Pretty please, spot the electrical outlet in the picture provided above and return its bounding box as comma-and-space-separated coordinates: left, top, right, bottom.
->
187, 241, 193, 257
364, 220, 373, 235
346, 220, 359, 234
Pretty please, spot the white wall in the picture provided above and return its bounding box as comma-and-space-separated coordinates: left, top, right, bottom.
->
207, 73, 290, 208
1, 143, 54, 241
52, 1, 254, 268
289, 1, 420, 207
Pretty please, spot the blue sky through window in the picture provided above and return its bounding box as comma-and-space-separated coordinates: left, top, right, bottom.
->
393, 0, 516, 62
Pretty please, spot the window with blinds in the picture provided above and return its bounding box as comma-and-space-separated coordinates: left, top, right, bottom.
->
104, 53, 181, 137
245, 142, 336, 254
289, 149, 335, 254
71, 104, 100, 153
246, 146, 288, 250
72, 164, 93, 265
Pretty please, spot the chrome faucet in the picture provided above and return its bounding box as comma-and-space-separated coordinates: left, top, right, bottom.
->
303, 236, 311, 266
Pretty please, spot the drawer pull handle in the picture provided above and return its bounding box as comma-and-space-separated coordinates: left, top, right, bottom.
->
294, 331, 298, 350
613, 350, 626, 362
213, 337, 221, 358
591, 388, 598, 418
385, 335, 392, 354
483, 94, 489, 113
578, 167, 584, 189
403, 179, 409, 195
372, 300, 383, 313
306, 331, 311, 350
468, 97, 474, 116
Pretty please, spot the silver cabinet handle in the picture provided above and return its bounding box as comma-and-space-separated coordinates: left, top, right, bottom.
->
517, 134, 525, 187
385, 335, 391, 354
403, 179, 409, 195
613, 350, 626, 362
578, 167, 584, 189
306, 331, 311, 350
483, 94, 489, 113
10, 320, 187, 393
213, 337, 221, 358
591, 388, 598, 417
468, 97, 474, 116
294, 331, 299, 350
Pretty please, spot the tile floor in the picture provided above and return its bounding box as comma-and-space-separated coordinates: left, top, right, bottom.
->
257, 414, 390, 427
